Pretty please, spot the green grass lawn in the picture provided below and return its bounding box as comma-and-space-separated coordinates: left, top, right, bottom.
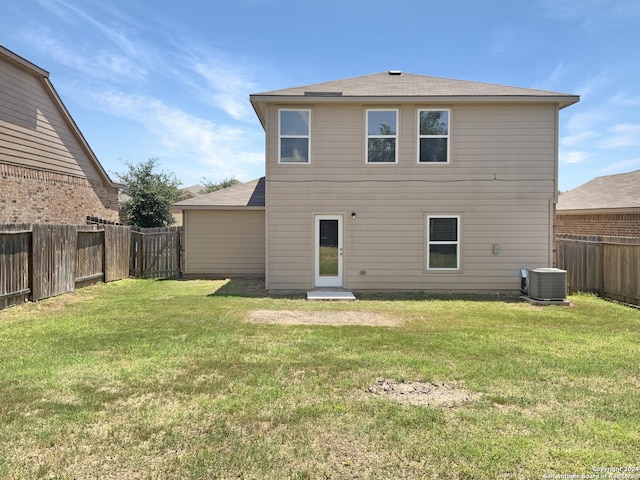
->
0, 279, 639, 479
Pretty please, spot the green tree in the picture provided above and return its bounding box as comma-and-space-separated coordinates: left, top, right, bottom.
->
117, 158, 182, 227
200, 176, 240, 194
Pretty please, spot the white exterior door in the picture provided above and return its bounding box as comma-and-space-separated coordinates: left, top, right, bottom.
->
315, 215, 343, 287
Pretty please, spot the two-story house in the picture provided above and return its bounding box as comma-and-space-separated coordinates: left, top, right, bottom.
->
175, 71, 579, 293
0, 45, 120, 224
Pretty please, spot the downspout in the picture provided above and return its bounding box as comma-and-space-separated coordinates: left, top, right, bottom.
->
549, 105, 560, 267
182, 209, 187, 276
264, 108, 270, 290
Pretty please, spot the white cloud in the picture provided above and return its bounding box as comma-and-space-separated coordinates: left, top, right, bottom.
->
560, 151, 591, 164
575, 71, 614, 97
37, 0, 141, 58
560, 130, 596, 147
540, 63, 565, 88
18, 1, 268, 182
610, 92, 640, 107
565, 108, 609, 134
531, 63, 570, 94
168, 45, 263, 123
599, 123, 640, 149
21, 29, 147, 81
94, 51, 146, 80
90, 89, 263, 180
192, 61, 258, 122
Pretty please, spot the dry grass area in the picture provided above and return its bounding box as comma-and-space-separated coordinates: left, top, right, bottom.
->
367, 378, 482, 407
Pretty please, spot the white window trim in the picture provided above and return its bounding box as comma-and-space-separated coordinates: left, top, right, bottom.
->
426, 214, 461, 271
417, 108, 450, 164
366, 108, 399, 164
278, 108, 311, 164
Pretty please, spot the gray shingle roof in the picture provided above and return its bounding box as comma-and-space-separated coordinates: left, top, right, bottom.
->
253, 71, 576, 99
250, 71, 579, 128
182, 184, 204, 197
557, 169, 640, 212
172, 177, 265, 209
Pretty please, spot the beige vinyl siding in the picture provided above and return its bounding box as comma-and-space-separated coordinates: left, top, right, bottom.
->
265, 102, 557, 292
184, 210, 265, 277
0, 58, 102, 181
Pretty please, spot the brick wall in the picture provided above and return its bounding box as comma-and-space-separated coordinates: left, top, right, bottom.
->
556, 212, 640, 237
0, 163, 119, 224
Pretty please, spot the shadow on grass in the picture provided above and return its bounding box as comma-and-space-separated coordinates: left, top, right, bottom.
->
354, 291, 523, 303
203, 277, 522, 303
207, 277, 269, 298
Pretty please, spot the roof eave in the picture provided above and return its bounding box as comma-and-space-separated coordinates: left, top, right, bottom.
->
250, 98, 267, 130
173, 205, 266, 211
250, 93, 580, 114
557, 207, 640, 215
0, 45, 49, 77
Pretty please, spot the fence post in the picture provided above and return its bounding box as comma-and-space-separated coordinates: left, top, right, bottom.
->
597, 241, 604, 295
140, 231, 144, 278
178, 227, 183, 278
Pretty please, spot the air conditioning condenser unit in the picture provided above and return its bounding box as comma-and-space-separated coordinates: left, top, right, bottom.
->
528, 268, 567, 301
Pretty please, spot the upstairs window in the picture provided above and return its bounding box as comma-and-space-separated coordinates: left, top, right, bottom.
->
366, 109, 398, 163
418, 109, 450, 163
279, 109, 310, 163
427, 215, 460, 270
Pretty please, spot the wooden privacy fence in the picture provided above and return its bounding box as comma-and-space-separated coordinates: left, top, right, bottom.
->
0, 224, 182, 310
556, 234, 640, 306
0, 223, 31, 309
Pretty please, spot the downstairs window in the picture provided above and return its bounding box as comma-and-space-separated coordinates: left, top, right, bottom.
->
427, 215, 460, 270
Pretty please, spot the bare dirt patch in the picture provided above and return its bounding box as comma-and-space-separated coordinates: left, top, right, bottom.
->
368, 378, 482, 407
247, 310, 404, 327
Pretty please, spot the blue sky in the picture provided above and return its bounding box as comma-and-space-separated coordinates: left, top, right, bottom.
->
1, 0, 639, 191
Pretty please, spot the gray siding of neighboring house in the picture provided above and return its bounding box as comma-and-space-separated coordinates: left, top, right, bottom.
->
265, 102, 558, 292
183, 210, 265, 277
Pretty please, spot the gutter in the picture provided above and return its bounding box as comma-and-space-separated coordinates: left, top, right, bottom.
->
171, 205, 265, 211
556, 207, 640, 215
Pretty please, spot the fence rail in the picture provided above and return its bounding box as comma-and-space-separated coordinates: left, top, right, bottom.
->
556, 234, 640, 306
0, 224, 182, 310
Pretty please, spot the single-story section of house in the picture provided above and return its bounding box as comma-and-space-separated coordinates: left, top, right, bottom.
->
173, 178, 265, 277
557, 169, 640, 237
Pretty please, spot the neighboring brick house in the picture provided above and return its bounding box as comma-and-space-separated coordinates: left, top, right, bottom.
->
556, 169, 640, 237
0, 45, 119, 224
